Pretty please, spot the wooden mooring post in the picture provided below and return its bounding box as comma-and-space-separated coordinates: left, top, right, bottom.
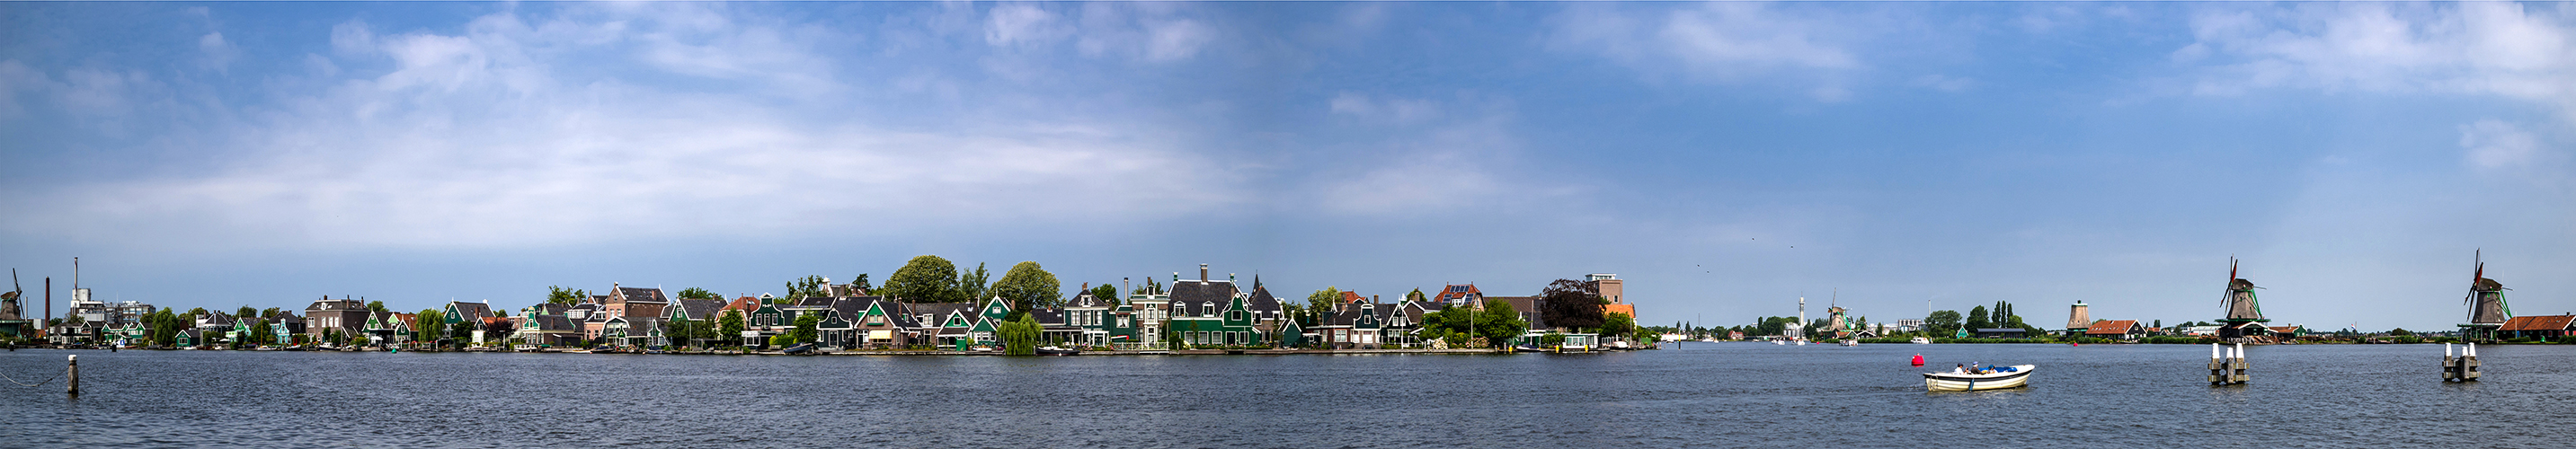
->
2208, 343, 2247, 385
67, 355, 79, 396
2443, 343, 2481, 383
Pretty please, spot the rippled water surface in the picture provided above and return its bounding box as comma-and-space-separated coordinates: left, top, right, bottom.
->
2, 343, 2569, 447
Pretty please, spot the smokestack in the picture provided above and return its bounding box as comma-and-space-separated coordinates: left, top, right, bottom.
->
1199, 264, 1209, 284
45, 277, 51, 339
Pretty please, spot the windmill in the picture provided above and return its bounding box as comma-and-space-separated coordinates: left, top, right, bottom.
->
2, 269, 21, 320
2460, 250, 2511, 340
2218, 257, 2272, 343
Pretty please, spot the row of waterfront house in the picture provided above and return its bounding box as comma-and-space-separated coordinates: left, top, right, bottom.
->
57, 267, 1640, 351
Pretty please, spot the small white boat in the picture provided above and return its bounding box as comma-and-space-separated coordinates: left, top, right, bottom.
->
1841, 339, 1858, 347
1911, 337, 1932, 344
1923, 365, 2037, 392
1772, 339, 1785, 345
1794, 340, 1808, 346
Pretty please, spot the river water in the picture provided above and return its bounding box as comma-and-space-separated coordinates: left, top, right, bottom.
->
1, 342, 2567, 447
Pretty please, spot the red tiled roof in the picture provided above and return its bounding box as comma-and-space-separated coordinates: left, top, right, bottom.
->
1602, 304, 1636, 319
2085, 320, 2140, 335
1342, 291, 1366, 304
720, 296, 759, 313
2500, 314, 2576, 331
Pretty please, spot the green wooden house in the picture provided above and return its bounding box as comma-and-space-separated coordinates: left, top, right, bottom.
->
1168, 294, 1257, 347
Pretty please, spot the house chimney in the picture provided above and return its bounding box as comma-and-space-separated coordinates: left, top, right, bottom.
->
1199, 264, 1209, 284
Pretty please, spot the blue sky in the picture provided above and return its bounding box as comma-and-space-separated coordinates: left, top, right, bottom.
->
2, 2, 2569, 331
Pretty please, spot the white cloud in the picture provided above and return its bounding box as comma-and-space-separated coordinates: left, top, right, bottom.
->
2178, 3, 2576, 121
1309, 94, 1568, 216
985, 4, 1067, 47
2458, 119, 2552, 171
199, 32, 240, 71
1, 6, 1245, 251
1548, 4, 1861, 101
1328, 92, 1441, 125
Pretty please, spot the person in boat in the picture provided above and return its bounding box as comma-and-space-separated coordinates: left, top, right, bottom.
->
1952, 363, 1967, 374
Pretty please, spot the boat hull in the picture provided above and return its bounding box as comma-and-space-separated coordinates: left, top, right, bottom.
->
1923, 365, 2036, 392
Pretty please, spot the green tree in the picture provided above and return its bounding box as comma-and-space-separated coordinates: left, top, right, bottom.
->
786, 275, 831, 299
1304, 287, 1342, 325
789, 313, 822, 344
999, 313, 1042, 355
1540, 278, 1604, 330
1088, 283, 1118, 303
1406, 288, 1427, 303
958, 262, 992, 302
1601, 313, 1637, 339
246, 319, 274, 347
849, 274, 874, 294
1474, 299, 1530, 348
1965, 305, 1993, 331
546, 286, 589, 304
1927, 310, 1965, 338
718, 309, 746, 345
676, 287, 719, 300
990, 261, 1062, 314
366, 301, 387, 313
413, 309, 444, 348
884, 255, 963, 303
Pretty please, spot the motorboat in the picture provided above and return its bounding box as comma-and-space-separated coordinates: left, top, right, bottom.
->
1911, 337, 1932, 344
1841, 339, 1858, 347
1036, 346, 1081, 356
1772, 339, 1785, 346
1923, 365, 2037, 392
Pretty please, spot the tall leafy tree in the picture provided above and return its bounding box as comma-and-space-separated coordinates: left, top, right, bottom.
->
414, 309, 444, 347
1406, 288, 1427, 303
1303, 287, 1342, 326
546, 286, 589, 304
999, 313, 1042, 355
676, 287, 719, 300
1088, 283, 1118, 303
1926, 310, 1964, 338
367, 301, 387, 313
235, 305, 258, 321
849, 274, 874, 294
990, 261, 1062, 313
788, 313, 822, 344
1600, 313, 1637, 339
1474, 299, 1530, 348
785, 275, 831, 299
958, 262, 992, 302
1539, 278, 1604, 330
884, 255, 962, 303
1966, 305, 1993, 331
718, 310, 746, 345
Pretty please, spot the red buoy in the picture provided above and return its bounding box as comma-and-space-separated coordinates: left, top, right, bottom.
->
1911, 354, 1924, 366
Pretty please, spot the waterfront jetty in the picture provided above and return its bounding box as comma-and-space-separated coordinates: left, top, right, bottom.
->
2208, 343, 2247, 385
2443, 343, 2481, 383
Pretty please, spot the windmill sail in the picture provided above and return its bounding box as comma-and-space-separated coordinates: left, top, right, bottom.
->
2224, 258, 2264, 321
2465, 251, 2509, 325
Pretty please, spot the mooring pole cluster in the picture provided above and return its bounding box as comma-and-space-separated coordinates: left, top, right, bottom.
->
2443, 343, 2481, 383
2207, 343, 2248, 385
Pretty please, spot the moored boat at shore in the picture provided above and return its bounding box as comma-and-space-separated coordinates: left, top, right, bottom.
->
1923, 365, 2036, 392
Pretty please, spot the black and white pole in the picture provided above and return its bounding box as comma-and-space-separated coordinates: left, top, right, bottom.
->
2208, 343, 2247, 385
2443, 342, 2481, 383
66, 355, 78, 396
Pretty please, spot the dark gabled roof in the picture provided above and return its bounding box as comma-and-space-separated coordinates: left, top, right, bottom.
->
198, 312, 235, 326
791, 296, 835, 308
1246, 284, 1281, 313
568, 304, 600, 312
1066, 291, 1105, 309
615, 286, 670, 304
589, 295, 611, 304
1168, 279, 1239, 311
1031, 308, 1067, 326
448, 302, 493, 320
910, 303, 975, 323
672, 299, 725, 321
306, 298, 364, 312
529, 315, 575, 331
528, 304, 570, 316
